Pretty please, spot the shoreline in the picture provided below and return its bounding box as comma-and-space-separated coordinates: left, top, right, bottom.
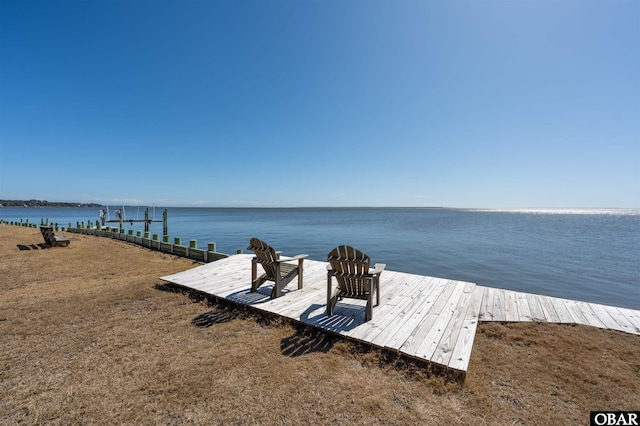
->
3, 212, 640, 311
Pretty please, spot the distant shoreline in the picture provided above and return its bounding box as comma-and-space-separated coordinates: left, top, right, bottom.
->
1, 203, 638, 213
0, 200, 103, 208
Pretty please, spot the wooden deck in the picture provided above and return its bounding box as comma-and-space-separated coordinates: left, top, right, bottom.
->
160, 254, 640, 379
477, 286, 640, 335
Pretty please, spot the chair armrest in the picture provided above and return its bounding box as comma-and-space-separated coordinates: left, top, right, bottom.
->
277, 254, 308, 263
370, 263, 386, 274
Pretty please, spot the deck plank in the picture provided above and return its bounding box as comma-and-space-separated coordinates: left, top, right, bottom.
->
412, 282, 468, 361
589, 302, 625, 331
526, 293, 546, 321
602, 306, 638, 335
349, 274, 432, 341
397, 281, 461, 357
373, 277, 448, 348
382, 278, 455, 351
574, 301, 607, 329
563, 299, 589, 325
431, 281, 476, 367
537, 295, 561, 323
504, 290, 520, 322
515, 291, 532, 321
448, 285, 485, 372
478, 287, 493, 321
618, 307, 640, 333
492, 289, 506, 322
549, 297, 574, 323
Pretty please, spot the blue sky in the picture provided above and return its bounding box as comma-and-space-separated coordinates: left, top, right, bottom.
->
1, 0, 638, 208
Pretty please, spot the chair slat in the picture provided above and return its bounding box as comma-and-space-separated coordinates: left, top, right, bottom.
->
326, 245, 382, 321
247, 237, 306, 299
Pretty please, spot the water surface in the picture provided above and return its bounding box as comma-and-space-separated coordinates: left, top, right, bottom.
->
3, 207, 638, 309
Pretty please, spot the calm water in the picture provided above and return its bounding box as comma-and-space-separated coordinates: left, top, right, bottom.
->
3, 207, 639, 310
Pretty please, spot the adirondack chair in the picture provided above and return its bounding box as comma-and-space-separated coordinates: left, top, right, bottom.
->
247, 238, 308, 299
326, 245, 386, 322
40, 225, 71, 247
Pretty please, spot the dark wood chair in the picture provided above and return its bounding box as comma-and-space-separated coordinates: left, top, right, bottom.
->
40, 226, 70, 247
247, 238, 308, 299
326, 245, 386, 321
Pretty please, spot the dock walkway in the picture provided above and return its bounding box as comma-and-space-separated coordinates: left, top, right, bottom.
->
161, 255, 640, 378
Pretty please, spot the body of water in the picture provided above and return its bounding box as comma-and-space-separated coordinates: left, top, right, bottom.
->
2, 206, 639, 310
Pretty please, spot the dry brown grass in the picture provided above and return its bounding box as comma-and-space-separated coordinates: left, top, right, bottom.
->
1, 225, 638, 425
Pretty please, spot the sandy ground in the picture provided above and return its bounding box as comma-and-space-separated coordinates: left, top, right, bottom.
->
1, 224, 638, 425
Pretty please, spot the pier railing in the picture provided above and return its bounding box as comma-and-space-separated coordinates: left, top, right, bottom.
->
1, 218, 230, 263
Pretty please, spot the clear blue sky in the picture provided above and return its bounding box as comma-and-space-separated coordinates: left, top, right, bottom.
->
1, 0, 638, 208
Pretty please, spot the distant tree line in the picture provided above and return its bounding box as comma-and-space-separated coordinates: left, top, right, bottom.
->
0, 199, 103, 208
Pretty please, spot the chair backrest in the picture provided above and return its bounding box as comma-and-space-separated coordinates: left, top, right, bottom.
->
40, 226, 55, 245
327, 245, 371, 296
248, 237, 279, 280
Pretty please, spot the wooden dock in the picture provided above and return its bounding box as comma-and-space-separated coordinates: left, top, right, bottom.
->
477, 286, 640, 335
161, 255, 640, 379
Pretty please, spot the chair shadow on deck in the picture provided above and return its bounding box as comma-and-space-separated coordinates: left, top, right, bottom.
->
226, 285, 295, 305
299, 303, 363, 333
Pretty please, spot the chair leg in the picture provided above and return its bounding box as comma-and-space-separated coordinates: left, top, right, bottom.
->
272, 263, 282, 298
327, 275, 334, 316
250, 260, 258, 292
366, 280, 373, 321
297, 259, 304, 290
375, 273, 381, 306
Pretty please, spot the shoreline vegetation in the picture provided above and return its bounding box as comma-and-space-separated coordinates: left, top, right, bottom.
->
0, 199, 103, 208
2, 202, 638, 213
1, 225, 638, 424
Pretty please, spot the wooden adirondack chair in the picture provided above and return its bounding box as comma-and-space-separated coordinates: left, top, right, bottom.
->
326, 245, 386, 321
247, 238, 308, 299
40, 225, 70, 247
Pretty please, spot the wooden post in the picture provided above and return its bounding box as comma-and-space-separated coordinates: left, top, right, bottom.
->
208, 242, 216, 252
174, 237, 182, 246
163, 209, 168, 238
189, 240, 197, 248
144, 208, 150, 233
